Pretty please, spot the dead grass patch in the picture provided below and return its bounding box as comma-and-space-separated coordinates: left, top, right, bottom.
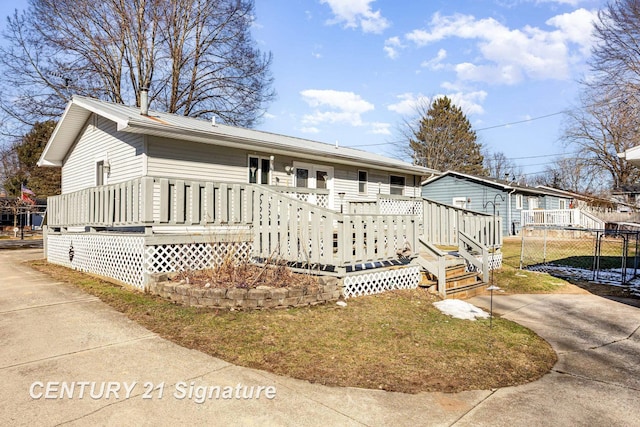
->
30, 260, 556, 394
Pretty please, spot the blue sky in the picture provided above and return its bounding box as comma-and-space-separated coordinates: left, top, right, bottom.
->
253, 0, 606, 177
1, 0, 606, 177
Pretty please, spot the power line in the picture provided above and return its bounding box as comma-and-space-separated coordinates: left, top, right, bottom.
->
475, 110, 567, 131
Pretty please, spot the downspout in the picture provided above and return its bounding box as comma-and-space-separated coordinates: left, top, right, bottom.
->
508, 188, 516, 236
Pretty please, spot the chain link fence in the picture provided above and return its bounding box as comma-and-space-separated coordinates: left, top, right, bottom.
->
519, 226, 640, 286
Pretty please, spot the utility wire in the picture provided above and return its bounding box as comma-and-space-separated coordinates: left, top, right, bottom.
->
475, 110, 567, 131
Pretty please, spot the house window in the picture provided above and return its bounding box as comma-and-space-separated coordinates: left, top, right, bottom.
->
96, 160, 104, 186
528, 197, 539, 209
296, 168, 309, 188
452, 197, 467, 209
248, 156, 270, 184
390, 175, 405, 195
516, 194, 523, 210
358, 170, 368, 194
559, 199, 567, 210
316, 170, 328, 189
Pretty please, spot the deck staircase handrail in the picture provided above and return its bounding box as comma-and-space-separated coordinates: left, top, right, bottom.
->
579, 209, 606, 229
422, 198, 502, 248
458, 231, 489, 283
415, 236, 447, 296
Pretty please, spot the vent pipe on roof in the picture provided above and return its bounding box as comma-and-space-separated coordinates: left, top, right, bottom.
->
140, 87, 149, 116
211, 116, 216, 126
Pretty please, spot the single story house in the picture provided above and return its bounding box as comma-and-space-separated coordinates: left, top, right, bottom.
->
421, 171, 576, 235
37, 95, 500, 297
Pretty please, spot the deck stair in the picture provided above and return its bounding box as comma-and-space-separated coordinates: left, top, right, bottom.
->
414, 235, 487, 298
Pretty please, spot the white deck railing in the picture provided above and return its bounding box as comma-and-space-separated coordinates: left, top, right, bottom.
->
422, 199, 502, 248
521, 209, 605, 229
47, 178, 417, 270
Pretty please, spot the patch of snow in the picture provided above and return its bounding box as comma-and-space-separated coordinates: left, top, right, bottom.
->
433, 300, 490, 321
336, 301, 347, 307
526, 264, 640, 297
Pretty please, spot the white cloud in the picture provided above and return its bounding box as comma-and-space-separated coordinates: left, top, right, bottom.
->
300, 126, 320, 134
384, 36, 403, 59
535, 0, 582, 6
387, 93, 430, 115
369, 122, 391, 135
446, 91, 488, 116
404, 9, 598, 85
320, 0, 390, 34
421, 49, 448, 70
387, 91, 487, 117
300, 89, 374, 127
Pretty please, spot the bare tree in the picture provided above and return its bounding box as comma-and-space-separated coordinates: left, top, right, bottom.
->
531, 157, 602, 194
562, 86, 640, 189
483, 151, 523, 181
0, 0, 274, 135
590, 0, 640, 97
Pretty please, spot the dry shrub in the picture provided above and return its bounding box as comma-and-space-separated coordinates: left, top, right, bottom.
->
172, 256, 318, 290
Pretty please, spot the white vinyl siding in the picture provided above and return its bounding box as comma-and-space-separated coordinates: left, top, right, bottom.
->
147, 137, 246, 182
62, 115, 144, 193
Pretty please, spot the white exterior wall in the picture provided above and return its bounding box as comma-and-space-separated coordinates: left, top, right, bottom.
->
62, 125, 422, 205
147, 137, 247, 181
61, 115, 145, 193
145, 136, 422, 207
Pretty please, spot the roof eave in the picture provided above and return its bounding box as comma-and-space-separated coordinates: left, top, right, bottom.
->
123, 121, 433, 175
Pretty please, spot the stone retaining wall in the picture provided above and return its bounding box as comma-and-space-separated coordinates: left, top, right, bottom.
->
148, 274, 342, 309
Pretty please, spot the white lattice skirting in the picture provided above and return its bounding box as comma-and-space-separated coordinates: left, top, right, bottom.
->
465, 252, 503, 273
47, 234, 252, 290
342, 266, 420, 299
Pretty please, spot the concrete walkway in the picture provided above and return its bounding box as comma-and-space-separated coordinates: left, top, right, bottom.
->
1, 249, 639, 426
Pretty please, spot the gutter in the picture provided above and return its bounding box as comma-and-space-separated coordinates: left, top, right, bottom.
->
123, 121, 433, 175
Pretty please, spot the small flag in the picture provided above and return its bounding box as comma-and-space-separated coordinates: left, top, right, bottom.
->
21, 184, 35, 196
21, 192, 35, 204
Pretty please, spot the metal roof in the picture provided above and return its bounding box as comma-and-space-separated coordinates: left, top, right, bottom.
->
423, 170, 569, 197
39, 96, 437, 175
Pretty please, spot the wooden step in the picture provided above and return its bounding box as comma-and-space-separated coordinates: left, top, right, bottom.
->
445, 264, 467, 279
445, 281, 488, 299
445, 272, 481, 289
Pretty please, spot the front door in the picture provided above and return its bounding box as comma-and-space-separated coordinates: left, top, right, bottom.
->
293, 162, 334, 209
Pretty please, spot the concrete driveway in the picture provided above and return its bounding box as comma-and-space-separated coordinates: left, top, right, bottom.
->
464, 293, 640, 426
1, 248, 639, 426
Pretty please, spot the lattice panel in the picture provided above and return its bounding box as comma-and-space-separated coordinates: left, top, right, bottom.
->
465, 252, 503, 273
343, 266, 420, 298
280, 191, 329, 208
379, 199, 423, 216
47, 234, 146, 288
144, 241, 253, 274
488, 252, 503, 270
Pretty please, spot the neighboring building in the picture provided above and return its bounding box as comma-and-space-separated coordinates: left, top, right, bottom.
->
421, 171, 574, 235
611, 185, 640, 211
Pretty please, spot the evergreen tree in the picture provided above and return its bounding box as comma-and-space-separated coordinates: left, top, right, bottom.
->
409, 96, 485, 175
1, 121, 60, 198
